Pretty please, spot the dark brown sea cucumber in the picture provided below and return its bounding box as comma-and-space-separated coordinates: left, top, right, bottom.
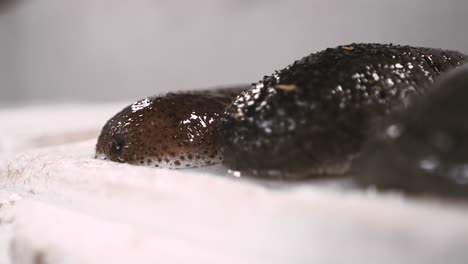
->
353, 66, 468, 198
95, 85, 249, 168
221, 43, 468, 180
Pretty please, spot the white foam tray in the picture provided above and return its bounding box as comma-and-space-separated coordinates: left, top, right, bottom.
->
1, 104, 468, 264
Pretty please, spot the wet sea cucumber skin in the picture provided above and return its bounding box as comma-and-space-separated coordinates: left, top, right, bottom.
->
221, 43, 468, 180
353, 67, 468, 198
95, 85, 249, 168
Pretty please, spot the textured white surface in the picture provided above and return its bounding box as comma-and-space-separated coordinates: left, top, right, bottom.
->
0, 103, 124, 155
2, 104, 468, 263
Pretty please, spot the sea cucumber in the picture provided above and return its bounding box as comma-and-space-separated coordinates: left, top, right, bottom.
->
95, 85, 248, 168
353, 66, 468, 198
221, 43, 467, 180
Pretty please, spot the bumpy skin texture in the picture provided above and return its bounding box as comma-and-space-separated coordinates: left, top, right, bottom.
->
221, 43, 468, 180
95, 85, 248, 168
354, 67, 468, 198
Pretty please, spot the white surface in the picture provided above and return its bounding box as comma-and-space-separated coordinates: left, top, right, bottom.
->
1, 104, 468, 263
0, 103, 124, 155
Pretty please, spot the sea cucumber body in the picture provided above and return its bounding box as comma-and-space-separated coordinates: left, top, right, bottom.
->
221, 44, 468, 179
354, 67, 468, 198
95, 86, 248, 168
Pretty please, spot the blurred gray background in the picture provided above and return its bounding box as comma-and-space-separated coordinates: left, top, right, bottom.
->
1, 0, 468, 103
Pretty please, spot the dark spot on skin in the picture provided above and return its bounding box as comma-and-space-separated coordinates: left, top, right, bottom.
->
221, 43, 467, 180
33, 250, 46, 264
353, 66, 468, 199
174, 160, 181, 166
107, 136, 126, 162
